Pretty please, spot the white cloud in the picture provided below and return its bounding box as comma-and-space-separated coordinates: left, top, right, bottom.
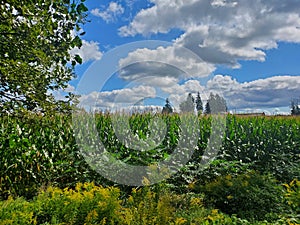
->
118, 45, 215, 82
91, 2, 124, 23
51, 84, 76, 101
207, 75, 300, 109
161, 75, 300, 112
77, 78, 206, 112
119, 0, 300, 67
211, 0, 237, 7
76, 75, 299, 113
70, 40, 102, 63
78, 85, 156, 109
161, 79, 206, 110
127, 76, 179, 88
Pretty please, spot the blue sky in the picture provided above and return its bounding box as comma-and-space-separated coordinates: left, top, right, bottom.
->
67, 0, 300, 114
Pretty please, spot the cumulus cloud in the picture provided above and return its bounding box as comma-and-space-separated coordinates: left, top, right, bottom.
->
70, 40, 102, 63
119, 0, 300, 67
211, 0, 238, 7
91, 2, 124, 23
161, 79, 206, 110
78, 85, 156, 110
51, 84, 76, 101
75, 75, 299, 113
207, 75, 300, 109
118, 45, 215, 82
77, 0, 300, 113
157, 75, 300, 112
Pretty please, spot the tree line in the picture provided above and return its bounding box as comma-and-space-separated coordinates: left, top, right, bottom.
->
162, 92, 227, 114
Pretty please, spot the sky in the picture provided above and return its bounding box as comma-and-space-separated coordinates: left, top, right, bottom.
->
65, 0, 300, 114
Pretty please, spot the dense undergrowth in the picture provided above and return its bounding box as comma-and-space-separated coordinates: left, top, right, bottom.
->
0, 112, 299, 224
0, 179, 299, 224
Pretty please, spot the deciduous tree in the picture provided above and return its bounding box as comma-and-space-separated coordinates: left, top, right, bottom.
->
0, 0, 88, 113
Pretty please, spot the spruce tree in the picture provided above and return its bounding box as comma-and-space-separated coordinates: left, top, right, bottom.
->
162, 98, 173, 114
196, 92, 203, 113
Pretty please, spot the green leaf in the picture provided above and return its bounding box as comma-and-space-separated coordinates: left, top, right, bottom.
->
0, 0, 87, 114
76, 3, 88, 13
74, 54, 83, 64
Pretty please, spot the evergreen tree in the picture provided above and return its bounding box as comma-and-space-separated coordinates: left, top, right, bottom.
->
205, 93, 227, 114
179, 93, 195, 113
205, 101, 211, 114
196, 92, 203, 113
162, 98, 173, 114
291, 99, 300, 115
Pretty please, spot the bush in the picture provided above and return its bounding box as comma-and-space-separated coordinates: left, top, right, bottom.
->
33, 182, 125, 224
0, 182, 176, 225
1, 181, 299, 224
283, 179, 300, 216
196, 171, 283, 221
0, 197, 36, 225
123, 183, 176, 224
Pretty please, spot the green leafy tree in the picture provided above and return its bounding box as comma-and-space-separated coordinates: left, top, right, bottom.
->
162, 98, 173, 114
195, 92, 203, 114
179, 93, 195, 113
0, 0, 88, 114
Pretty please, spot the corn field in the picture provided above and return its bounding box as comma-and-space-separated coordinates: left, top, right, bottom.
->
0, 112, 299, 199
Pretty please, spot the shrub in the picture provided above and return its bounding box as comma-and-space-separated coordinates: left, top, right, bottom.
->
283, 179, 300, 216
123, 183, 176, 224
196, 171, 283, 221
0, 182, 176, 225
33, 182, 125, 224
0, 197, 36, 225
0, 182, 299, 224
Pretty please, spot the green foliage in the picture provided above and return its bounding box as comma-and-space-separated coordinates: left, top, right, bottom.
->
0, 113, 102, 200
0, 183, 125, 225
194, 160, 253, 185
197, 171, 283, 221
220, 115, 300, 183
1, 112, 300, 224
1, 182, 296, 225
1, 113, 300, 200
0, 197, 36, 225
0, 182, 175, 225
34, 183, 124, 224
175, 208, 254, 225
124, 183, 176, 224
0, 0, 87, 113
283, 179, 300, 215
